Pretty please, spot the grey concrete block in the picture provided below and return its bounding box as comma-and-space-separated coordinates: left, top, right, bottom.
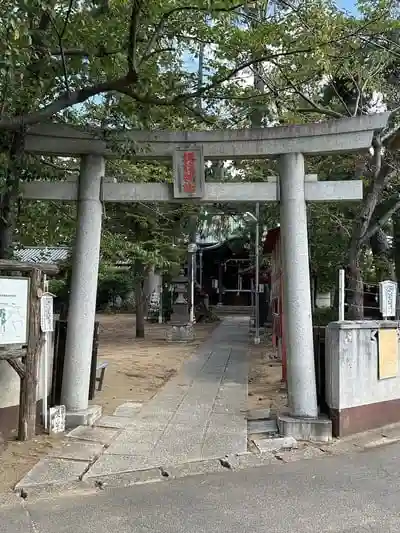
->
13, 480, 92, 504
165, 325, 195, 342
167, 458, 225, 478
48, 440, 104, 461
278, 414, 332, 443
95, 416, 134, 429
246, 408, 272, 420
248, 419, 278, 435
113, 402, 142, 418
234, 452, 278, 470
65, 405, 102, 429
275, 445, 326, 462
86, 454, 157, 477
85, 468, 162, 488
15, 458, 88, 489
67, 425, 120, 445
253, 436, 298, 453
380, 424, 400, 440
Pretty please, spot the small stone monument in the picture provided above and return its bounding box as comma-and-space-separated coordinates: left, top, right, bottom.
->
379, 280, 398, 319
49, 405, 66, 434
166, 269, 195, 341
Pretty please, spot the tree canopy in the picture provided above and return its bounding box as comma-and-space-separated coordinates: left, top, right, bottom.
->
1, 0, 400, 318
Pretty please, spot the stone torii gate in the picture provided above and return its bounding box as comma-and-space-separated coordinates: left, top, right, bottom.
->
20, 114, 388, 435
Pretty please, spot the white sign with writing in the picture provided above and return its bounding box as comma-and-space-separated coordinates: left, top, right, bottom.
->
0, 277, 29, 345
40, 294, 54, 332
379, 280, 398, 318
49, 405, 66, 434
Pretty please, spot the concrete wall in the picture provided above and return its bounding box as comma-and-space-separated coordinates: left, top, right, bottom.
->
326, 321, 400, 436
0, 330, 55, 439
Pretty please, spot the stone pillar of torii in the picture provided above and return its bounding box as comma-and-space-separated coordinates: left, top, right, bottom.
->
21, 113, 388, 436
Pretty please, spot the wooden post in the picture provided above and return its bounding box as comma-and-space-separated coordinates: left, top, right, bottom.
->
18, 268, 42, 441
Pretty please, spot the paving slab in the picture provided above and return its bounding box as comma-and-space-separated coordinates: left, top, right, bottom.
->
105, 428, 162, 455
85, 468, 162, 488
85, 454, 157, 478
95, 416, 134, 429
106, 318, 248, 469
67, 426, 120, 445
15, 318, 250, 489
246, 408, 272, 420
113, 402, 143, 417
202, 433, 247, 458
48, 440, 104, 461
15, 458, 88, 489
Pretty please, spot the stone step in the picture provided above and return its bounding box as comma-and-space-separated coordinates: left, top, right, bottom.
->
248, 418, 279, 435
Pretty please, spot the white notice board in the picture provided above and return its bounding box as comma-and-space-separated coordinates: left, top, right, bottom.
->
40, 294, 54, 332
0, 277, 29, 345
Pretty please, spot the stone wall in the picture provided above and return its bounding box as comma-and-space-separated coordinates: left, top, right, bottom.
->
326, 320, 400, 436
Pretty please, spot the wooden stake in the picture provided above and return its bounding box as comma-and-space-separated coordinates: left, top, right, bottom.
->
18, 268, 42, 441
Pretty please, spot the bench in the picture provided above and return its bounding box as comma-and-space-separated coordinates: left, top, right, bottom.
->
96, 361, 108, 391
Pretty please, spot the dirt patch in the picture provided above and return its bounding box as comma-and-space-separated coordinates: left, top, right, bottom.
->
0, 433, 61, 495
248, 328, 288, 414
0, 314, 218, 494
91, 314, 218, 415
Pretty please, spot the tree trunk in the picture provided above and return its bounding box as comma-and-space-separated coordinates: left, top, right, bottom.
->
347, 259, 364, 319
370, 228, 395, 280
393, 211, 400, 319
393, 212, 400, 281
19, 268, 42, 440
347, 146, 393, 319
0, 130, 25, 259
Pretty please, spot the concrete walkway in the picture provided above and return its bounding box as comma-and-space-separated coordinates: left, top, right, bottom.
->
88, 317, 249, 477
16, 317, 249, 489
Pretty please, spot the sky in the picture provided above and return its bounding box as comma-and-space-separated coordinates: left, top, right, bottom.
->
336, 0, 358, 13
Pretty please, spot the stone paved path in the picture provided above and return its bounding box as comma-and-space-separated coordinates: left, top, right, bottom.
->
16, 317, 249, 489
88, 317, 249, 477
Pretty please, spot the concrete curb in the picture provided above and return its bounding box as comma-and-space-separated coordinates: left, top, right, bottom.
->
7, 422, 400, 503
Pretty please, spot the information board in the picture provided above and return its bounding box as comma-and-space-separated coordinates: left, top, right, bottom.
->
40, 294, 54, 332
0, 277, 29, 345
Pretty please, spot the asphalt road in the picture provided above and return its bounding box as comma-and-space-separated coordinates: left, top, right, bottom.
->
3, 442, 400, 533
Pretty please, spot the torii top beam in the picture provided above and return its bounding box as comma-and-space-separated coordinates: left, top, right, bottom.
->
24, 113, 389, 160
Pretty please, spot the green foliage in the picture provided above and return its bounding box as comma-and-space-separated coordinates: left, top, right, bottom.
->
97, 269, 135, 309
49, 266, 135, 310
1, 0, 399, 290
312, 307, 338, 326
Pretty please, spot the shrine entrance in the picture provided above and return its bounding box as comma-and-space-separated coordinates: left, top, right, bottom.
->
20, 113, 387, 436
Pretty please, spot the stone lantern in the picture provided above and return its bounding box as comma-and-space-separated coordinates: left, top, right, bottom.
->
167, 269, 194, 341
173, 269, 188, 310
